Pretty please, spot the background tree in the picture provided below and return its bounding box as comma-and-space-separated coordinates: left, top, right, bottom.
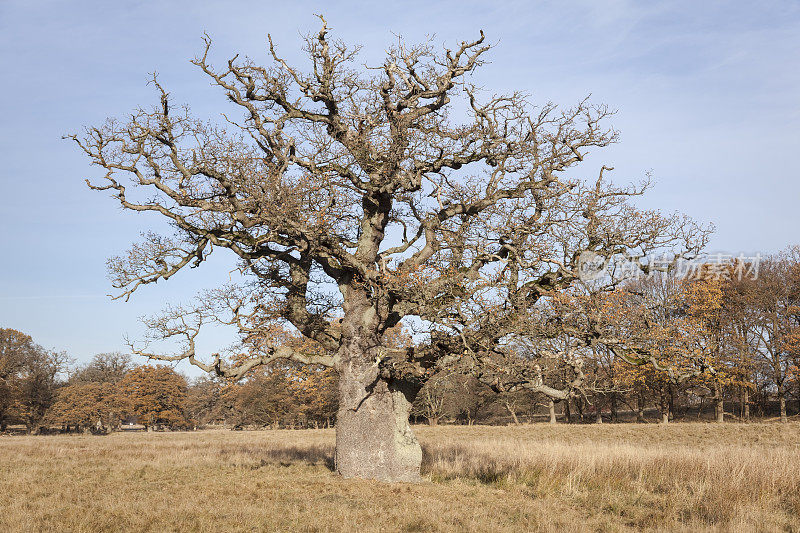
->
287, 365, 338, 428
736, 251, 799, 422
681, 265, 734, 422
2, 331, 69, 434
46, 381, 118, 432
445, 375, 492, 425
598, 273, 704, 423
45, 352, 133, 432
71, 352, 131, 385
412, 375, 450, 426
0, 329, 34, 431
723, 267, 759, 420
71, 18, 709, 480
186, 375, 231, 427
227, 366, 294, 428
117, 365, 189, 430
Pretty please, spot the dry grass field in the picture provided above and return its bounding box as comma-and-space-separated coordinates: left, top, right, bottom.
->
1, 423, 799, 532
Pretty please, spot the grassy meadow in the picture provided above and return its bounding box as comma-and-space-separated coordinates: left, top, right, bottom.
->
1, 423, 799, 532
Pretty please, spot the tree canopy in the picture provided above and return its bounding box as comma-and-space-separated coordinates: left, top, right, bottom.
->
71, 17, 711, 481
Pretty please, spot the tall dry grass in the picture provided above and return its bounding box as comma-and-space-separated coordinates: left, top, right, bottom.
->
422, 427, 800, 530
0, 423, 798, 532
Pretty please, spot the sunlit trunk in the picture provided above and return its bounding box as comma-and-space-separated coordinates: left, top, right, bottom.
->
714, 382, 724, 423
334, 294, 422, 482
548, 399, 557, 424
505, 400, 519, 425
668, 384, 675, 422
335, 355, 421, 482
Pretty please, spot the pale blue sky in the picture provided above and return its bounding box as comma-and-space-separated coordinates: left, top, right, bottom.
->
1, 0, 798, 373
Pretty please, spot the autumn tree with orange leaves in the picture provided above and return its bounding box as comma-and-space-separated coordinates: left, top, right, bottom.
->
47, 382, 120, 432
587, 273, 708, 424
680, 264, 752, 423
0, 329, 33, 431
117, 365, 190, 430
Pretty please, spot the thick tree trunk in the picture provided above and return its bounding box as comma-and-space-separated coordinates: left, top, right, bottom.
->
548, 399, 557, 424
335, 355, 422, 483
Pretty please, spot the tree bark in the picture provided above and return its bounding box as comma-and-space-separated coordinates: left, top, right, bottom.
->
778, 383, 787, 423
668, 384, 675, 422
637, 391, 646, 423
739, 386, 747, 419
714, 382, 724, 423
610, 394, 618, 422
334, 334, 422, 483
743, 388, 750, 421
548, 399, 557, 424
505, 400, 520, 425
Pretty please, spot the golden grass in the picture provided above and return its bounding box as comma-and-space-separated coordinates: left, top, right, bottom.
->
1, 423, 799, 532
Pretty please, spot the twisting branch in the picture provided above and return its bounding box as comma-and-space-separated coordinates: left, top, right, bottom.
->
72, 18, 712, 395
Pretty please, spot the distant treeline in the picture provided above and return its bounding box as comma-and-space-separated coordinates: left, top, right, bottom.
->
3, 247, 800, 435
1, 326, 797, 435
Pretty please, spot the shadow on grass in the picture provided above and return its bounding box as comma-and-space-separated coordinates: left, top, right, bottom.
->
421, 443, 517, 486
222, 441, 512, 485
261, 445, 336, 471
220, 444, 335, 471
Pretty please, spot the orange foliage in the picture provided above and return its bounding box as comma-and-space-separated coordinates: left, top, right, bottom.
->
117, 365, 190, 429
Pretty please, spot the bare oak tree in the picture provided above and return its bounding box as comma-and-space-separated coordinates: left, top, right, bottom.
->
71, 17, 709, 481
